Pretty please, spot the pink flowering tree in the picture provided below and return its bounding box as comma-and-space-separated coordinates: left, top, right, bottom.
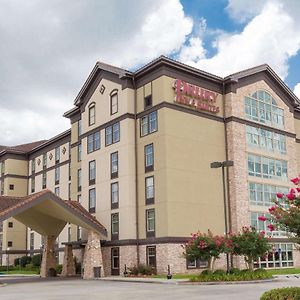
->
267, 176, 300, 241
184, 230, 230, 271
230, 226, 270, 271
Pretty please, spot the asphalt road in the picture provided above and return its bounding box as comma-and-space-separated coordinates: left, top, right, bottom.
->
1, 277, 300, 300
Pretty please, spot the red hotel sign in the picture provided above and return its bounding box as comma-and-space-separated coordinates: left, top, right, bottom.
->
173, 79, 220, 114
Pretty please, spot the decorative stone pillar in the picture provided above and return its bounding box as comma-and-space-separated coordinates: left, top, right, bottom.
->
40, 235, 57, 277
83, 230, 104, 279
61, 244, 76, 277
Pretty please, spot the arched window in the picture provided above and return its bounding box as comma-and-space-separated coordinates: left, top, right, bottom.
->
110, 90, 118, 115
88, 103, 95, 126
245, 90, 284, 128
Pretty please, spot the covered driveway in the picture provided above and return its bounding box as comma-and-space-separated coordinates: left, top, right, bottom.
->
0, 190, 107, 279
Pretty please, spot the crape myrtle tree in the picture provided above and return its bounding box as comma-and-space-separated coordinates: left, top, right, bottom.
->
184, 230, 229, 271
184, 229, 270, 271
266, 176, 300, 242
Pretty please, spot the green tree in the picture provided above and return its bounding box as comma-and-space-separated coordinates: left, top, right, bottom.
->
184, 230, 230, 271
231, 227, 270, 270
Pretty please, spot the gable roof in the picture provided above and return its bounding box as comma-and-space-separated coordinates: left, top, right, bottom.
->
0, 140, 47, 157
225, 64, 300, 108
0, 190, 107, 237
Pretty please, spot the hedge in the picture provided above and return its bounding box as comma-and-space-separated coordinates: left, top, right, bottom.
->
261, 287, 300, 300
191, 269, 272, 282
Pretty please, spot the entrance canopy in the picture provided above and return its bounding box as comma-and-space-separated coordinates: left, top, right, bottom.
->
0, 190, 107, 238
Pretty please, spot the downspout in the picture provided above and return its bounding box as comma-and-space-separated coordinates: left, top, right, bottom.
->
132, 76, 140, 266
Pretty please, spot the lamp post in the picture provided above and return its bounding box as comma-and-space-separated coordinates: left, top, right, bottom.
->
6, 247, 10, 273
210, 160, 234, 272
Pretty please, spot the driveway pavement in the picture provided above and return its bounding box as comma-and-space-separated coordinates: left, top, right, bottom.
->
1, 276, 300, 300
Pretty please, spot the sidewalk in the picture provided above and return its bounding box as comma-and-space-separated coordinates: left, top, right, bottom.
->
100, 276, 188, 285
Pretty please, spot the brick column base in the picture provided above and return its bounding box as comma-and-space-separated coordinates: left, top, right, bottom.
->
83, 230, 104, 279
61, 244, 76, 277
40, 235, 57, 277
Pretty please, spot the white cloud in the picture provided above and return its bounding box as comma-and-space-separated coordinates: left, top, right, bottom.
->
0, 0, 193, 145
294, 83, 300, 99
178, 1, 300, 79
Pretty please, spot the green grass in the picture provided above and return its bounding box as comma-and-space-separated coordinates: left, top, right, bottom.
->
0, 269, 39, 275
152, 268, 300, 280
266, 268, 300, 275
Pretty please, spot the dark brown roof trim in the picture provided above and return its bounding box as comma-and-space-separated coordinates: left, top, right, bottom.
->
28, 130, 71, 159
102, 236, 189, 247
29, 159, 70, 179
0, 190, 107, 236
225, 64, 300, 108
137, 101, 224, 122
296, 138, 300, 144
77, 113, 135, 141
0, 153, 28, 163
225, 116, 296, 138
0, 174, 28, 180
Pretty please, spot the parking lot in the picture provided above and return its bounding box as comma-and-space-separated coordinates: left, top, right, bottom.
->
1, 276, 300, 300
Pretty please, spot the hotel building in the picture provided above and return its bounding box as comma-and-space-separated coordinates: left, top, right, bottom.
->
0, 56, 300, 274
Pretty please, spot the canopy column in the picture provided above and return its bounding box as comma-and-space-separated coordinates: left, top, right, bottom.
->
40, 235, 57, 277
83, 230, 104, 279
61, 244, 76, 277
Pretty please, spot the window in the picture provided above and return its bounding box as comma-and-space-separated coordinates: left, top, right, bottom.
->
55, 147, 60, 164
251, 212, 287, 237
246, 126, 286, 154
89, 160, 96, 185
111, 152, 118, 179
55, 167, 60, 185
30, 232, 34, 251
145, 144, 154, 172
146, 209, 155, 237
144, 95, 152, 109
31, 178, 35, 193
31, 158, 36, 174
111, 247, 120, 271
87, 131, 100, 153
111, 182, 119, 209
111, 213, 119, 239
42, 173, 47, 189
77, 169, 82, 192
78, 143, 82, 162
0, 181, 3, 195
145, 176, 154, 204
187, 259, 208, 269
78, 119, 82, 136
69, 163, 71, 181
245, 90, 284, 128
89, 104, 95, 126
248, 154, 287, 180
89, 188, 96, 213
77, 226, 82, 241
68, 183, 71, 200
77, 194, 82, 203
249, 182, 288, 206
43, 153, 47, 169
1, 162, 5, 176
68, 227, 71, 242
54, 187, 60, 196
9, 184, 14, 190
255, 243, 293, 269
110, 92, 118, 115
7, 241, 12, 248
105, 122, 120, 146
146, 246, 156, 270
140, 111, 157, 136
8, 222, 13, 228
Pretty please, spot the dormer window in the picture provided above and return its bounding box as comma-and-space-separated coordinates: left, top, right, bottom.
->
88, 103, 95, 126
110, 91, 118, 115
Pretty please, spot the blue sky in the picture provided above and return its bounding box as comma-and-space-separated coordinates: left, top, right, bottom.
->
1, 0, 300, 145
180, 0, 300, 89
